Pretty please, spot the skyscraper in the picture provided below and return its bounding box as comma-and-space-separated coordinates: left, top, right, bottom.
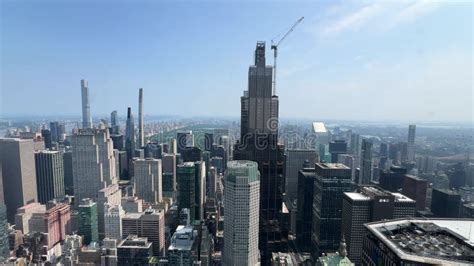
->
125, 107, 135, 179
311, 163, 352, 258
78, 198, 99, 245
0, 164, 9, 260
296, 165, 316, 250
223, 161, 260, 266
97, 184, 121, 240
44, 202, 71, 249
34, 150, 65, 204
407, 125, 416, 162
162, 153, 176, 198
177, 161, 206, 222
284, 149, 318, 203
342, 186, 416, 264
133, 158, 162, 204
63, 150, 74, 195
104, 203, 124, 240
110, 110, 119, 135
71, 128, 116, 205
138, 88, 144, 148
0, 138, 38, 222
233, 42, 286, 261
359, 139, 373, 185
81, 79, 92, 129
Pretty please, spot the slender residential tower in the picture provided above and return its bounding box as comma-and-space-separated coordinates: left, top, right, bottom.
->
407, 125, 416, 162
125, 107, 135, 179
81, 79, 92, 128
138, 88, 144, 148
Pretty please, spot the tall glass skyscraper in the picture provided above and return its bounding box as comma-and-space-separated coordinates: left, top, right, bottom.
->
233, 42, 286, 263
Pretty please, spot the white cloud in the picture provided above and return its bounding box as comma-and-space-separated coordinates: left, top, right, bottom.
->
318, 1, 443, 36
320, 3, 384, 35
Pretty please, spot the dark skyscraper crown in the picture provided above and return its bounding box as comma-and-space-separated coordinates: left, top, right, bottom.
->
254, 41, 266, 67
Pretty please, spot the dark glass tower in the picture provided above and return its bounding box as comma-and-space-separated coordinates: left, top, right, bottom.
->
233, 42, 286, 264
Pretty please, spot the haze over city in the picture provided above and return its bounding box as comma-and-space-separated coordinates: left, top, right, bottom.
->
1, 1, 472, 122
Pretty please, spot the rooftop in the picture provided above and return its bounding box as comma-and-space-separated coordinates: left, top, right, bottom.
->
312, 122, 328, 134
168, 225, 196, 251
316, 162, 350, 170
366, 218, 474, 265
345, 192, 371, 201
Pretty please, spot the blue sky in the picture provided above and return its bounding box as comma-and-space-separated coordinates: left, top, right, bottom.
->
1, 0, 472, 122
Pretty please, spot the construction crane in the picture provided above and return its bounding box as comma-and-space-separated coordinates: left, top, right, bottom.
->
271, 16, 304, 95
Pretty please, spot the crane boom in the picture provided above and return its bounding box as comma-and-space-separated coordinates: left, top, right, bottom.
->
271, 16, 304, 95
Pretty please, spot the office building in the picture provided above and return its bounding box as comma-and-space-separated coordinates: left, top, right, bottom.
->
81, 79, 92, 128
362, 218, 474, 265
359, 139, 373, 185
284, 149, 318, 203
0, 138, 38, 222
431, 188, 461, 218
208, 166, 217, 198
125, 107, 135, 179
104, 203, 124, 240
296, 165, 316, 250
402, 175, 427, 211
177, 162, 206, 221
223, 161, 260, 266
78, 198, 99, 245
379, 143, 388, 158
379, 165, 407, 192
111, 134, 124, 151
133, 158, 162, 204
0, 165, 8, 260
138, 88, 144, 148
407, 125, 416, 162
14, 202, 46, 234
349, 133, 360, 156
342, 186, 416, 264
63, 150, 74, 195
233, 42, 286, 261
120, 197, 142, 214
41, 129, 52, 149
122, 208, 165, 256
72, 128, 116, 205
35, 150, 65, 204
144, 142, 162, 159
329, 140, 347, 163
182, 146, 203, 163
312, 163, 352, 258
162, 153, 176, 198
97, 184, 121, 239
167, 225, 198, 265
117, 235, 153, 265
204, 132, 214, 151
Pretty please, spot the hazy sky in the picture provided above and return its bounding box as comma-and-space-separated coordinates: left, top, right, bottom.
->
1, 0, 472, 122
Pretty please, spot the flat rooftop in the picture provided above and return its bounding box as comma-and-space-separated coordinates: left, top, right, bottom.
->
316, 162, 350, 170
392, 192, 416, 202
312, 122, 328, 134
366, 219, 474, 265
345, 192, 371, 201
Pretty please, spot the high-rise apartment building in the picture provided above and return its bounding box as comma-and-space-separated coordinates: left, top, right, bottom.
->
81, 79, 92, 128
312, 163, 352, 258
223, 161, 260, 266
359, 139, 373, 185
35, 150, 65, 204
133, 158, 162, 204
342, 186, 416, 264
0, 138, 38, 222
407, 125, 416, 162
296, 166, 316, 250
233, 42, 286, 261
138, 88, 144, 148
122, 208, 165, 256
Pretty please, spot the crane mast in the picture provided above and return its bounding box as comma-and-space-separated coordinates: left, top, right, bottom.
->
271, 16, 304, 95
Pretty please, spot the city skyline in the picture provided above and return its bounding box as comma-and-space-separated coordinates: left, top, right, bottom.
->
1, 1, 472, 123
